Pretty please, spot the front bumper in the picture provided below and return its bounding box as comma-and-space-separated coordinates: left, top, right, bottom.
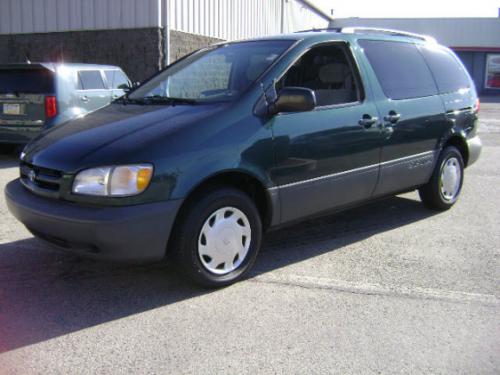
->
5, 179, 183, 262
466, 135, 482, 167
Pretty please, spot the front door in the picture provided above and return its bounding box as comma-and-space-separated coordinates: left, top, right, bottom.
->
268, 42, 382, 224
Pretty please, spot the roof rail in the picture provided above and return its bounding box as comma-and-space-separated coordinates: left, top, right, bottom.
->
294, 27, 342, 33
341, 27, 437, 43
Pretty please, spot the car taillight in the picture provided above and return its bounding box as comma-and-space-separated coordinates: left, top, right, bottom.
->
474, 98, 480, 113
45, 96, 57, 119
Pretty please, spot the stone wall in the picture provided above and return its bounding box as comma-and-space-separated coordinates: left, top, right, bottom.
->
169, 29, 223, 62
0, 28, 224, 83
0, 28, 163, 83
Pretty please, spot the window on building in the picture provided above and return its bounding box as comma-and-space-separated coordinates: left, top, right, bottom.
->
276, 43, 362, 106
78, 70, 106, 90
485, 54, 500, 90
419, 45, 470, 94
358, 40, 438, 100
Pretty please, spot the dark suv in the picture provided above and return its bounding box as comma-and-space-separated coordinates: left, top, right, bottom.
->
0, 63, 130, 145
5, 28, 482, 287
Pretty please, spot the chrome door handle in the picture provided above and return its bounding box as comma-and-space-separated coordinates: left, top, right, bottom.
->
384, 111, 400, 123
80, 96, 89, 102
358, 115, 378, 128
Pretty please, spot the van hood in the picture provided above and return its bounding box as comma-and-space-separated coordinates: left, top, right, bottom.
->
23, 102, 227, 172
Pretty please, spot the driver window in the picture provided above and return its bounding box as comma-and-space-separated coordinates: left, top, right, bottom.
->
276, 44, 362, 107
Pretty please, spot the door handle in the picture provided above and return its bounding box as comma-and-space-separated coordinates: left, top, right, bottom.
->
80, 96, 89, 103
358, 115, 378, 128
384, 111, 400, 124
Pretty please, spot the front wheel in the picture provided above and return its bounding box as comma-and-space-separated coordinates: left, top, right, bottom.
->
171, 187, 262, 288
418, 146, 464, 211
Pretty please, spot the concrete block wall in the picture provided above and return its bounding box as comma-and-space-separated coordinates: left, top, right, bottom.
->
168, 30, 223, 63
0, 28, 223, 84
0, 28, 163, 83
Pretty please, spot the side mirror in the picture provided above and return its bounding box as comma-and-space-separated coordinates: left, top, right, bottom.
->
269, 87, 316, 115
121, 81, 140, 93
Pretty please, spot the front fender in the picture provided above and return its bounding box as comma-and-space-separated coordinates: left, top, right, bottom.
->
169, 149, 274, 200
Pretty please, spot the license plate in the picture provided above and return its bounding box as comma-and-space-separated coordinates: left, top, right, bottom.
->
3, 103, 21, 115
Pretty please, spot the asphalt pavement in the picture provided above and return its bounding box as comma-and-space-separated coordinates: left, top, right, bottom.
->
0, 102, 498, 374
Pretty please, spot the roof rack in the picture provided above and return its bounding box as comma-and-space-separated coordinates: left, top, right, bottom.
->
293, 26, 437, 43
340, 27, 437, 43
294, 27, 342, 33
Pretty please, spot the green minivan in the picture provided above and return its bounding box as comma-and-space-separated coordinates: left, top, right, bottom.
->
5, 28, 482, 287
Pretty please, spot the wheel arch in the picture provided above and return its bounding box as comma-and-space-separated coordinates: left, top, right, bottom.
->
172, 169, 278, 235
440, 131, 469, 167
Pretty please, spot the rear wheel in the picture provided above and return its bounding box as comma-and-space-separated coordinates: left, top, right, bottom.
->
419, 146, 464, 210
171, 187, 262, 288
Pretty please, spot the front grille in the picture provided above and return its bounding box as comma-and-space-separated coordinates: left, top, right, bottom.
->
20, 162, 63, 198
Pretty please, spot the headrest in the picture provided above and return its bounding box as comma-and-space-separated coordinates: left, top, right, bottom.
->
318, 63, 349, 84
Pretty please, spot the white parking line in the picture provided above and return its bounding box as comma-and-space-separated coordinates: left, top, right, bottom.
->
251, 274, 500, 306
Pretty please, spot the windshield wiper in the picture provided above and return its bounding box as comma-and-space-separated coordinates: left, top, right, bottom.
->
115, 96, 146, 105
142, 95, 198, 105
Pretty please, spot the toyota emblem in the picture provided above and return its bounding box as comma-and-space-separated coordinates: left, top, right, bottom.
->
28, 170, 36, 183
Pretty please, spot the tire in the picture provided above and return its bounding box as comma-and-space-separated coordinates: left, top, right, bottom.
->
171, 187, 262, 288
418, 146, 464, 211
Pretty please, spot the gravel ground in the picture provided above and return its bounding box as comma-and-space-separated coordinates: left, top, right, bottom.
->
0, 102, 499, 374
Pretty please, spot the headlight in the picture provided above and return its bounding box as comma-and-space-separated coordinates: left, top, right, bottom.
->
72, 164, 153, 196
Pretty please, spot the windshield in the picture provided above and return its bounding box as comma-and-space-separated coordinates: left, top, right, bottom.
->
130, 40, 294, 103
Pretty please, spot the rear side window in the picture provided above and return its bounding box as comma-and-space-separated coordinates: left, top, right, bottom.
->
104, 70, 130, 89
0, 68, 54, 94
358, 39, 437, 100
78, 70, 106, 90
419, 45, 470, 94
